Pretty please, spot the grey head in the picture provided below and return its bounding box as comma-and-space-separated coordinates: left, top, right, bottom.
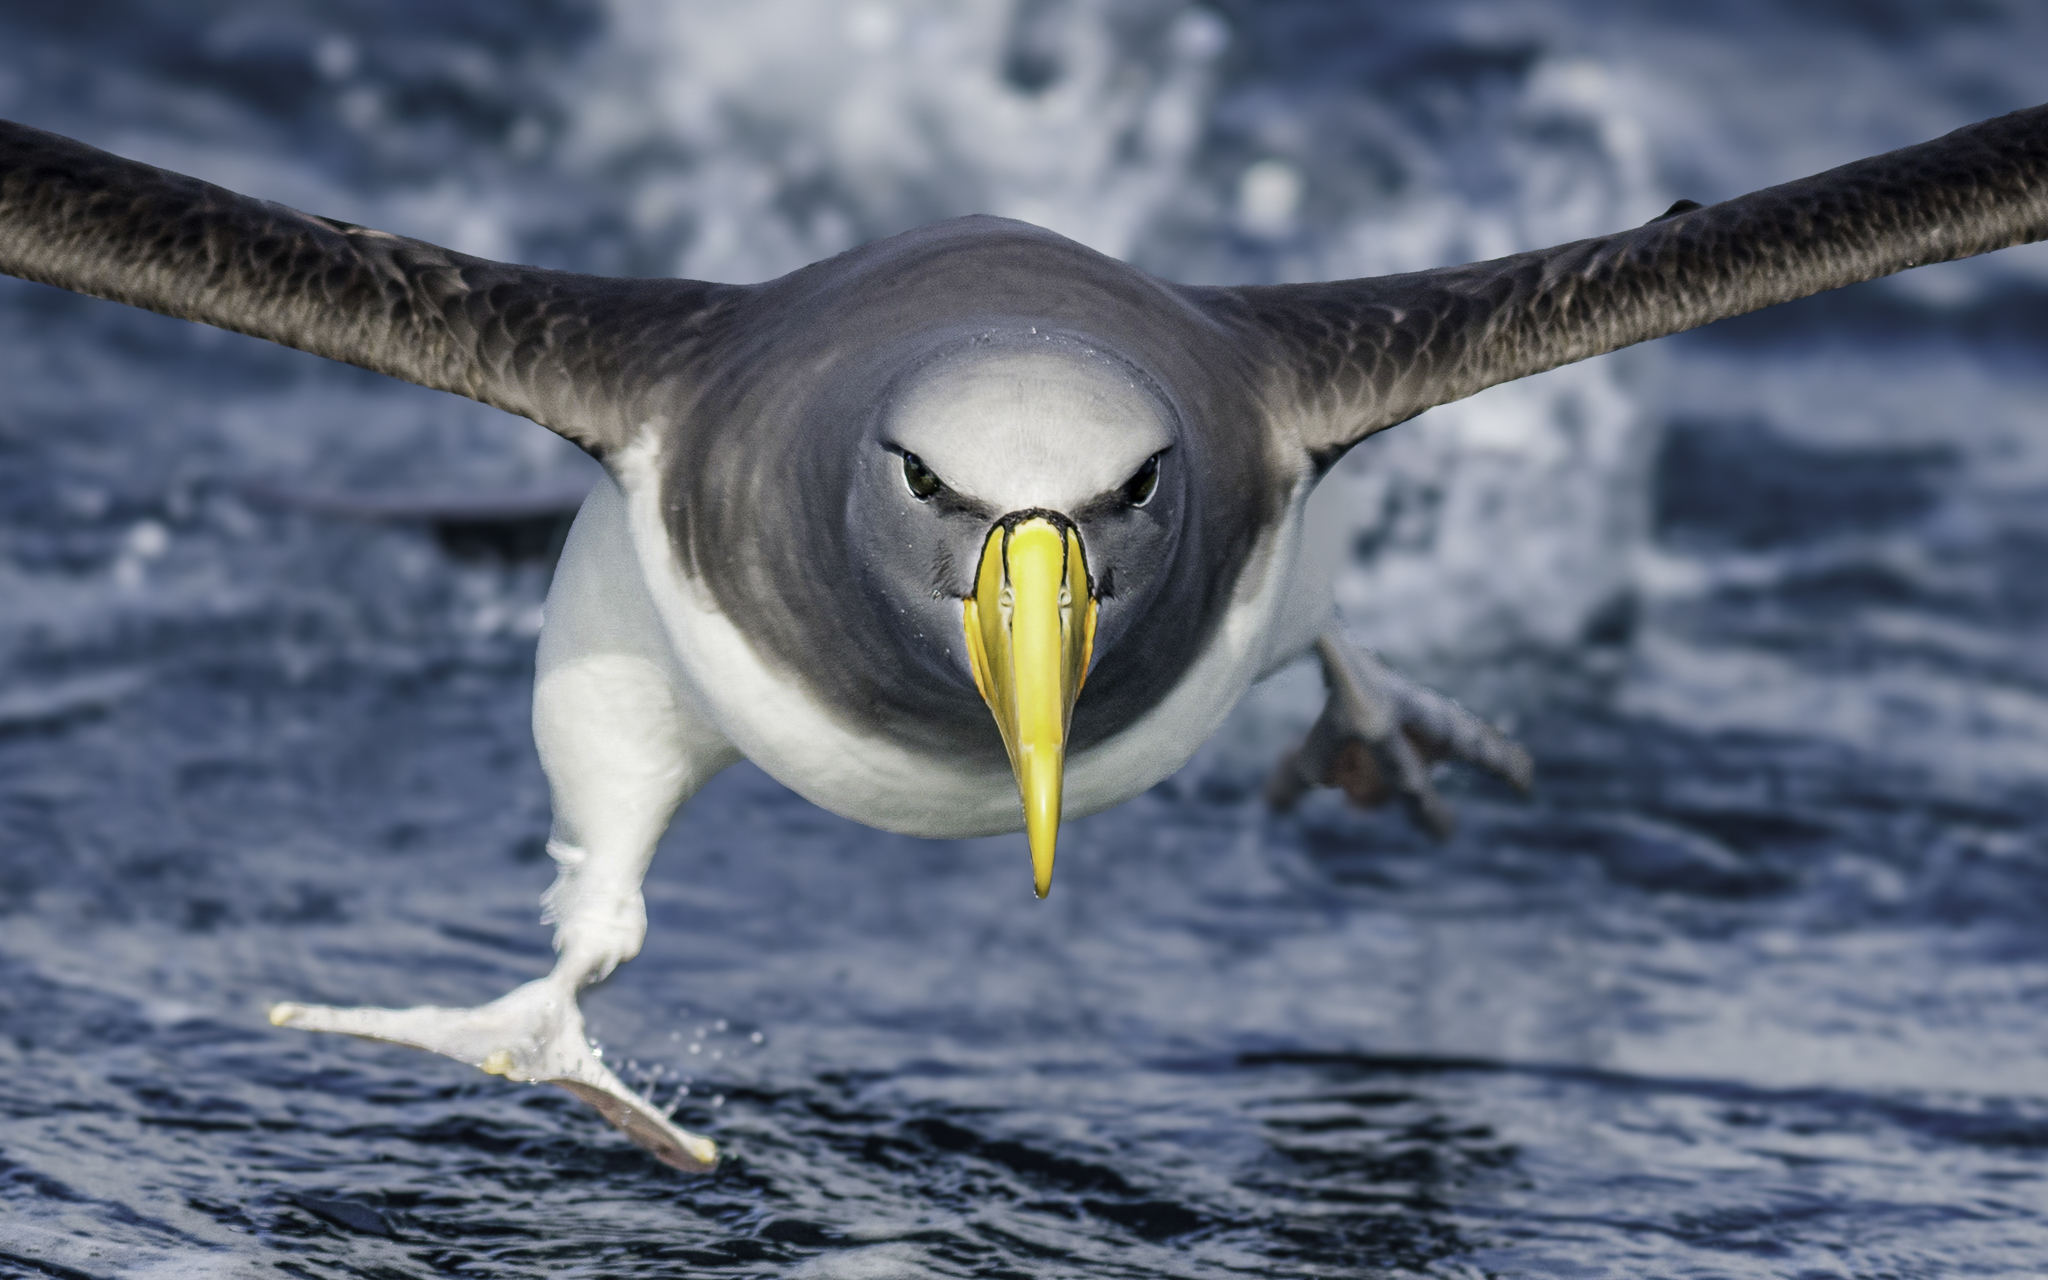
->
859, 330, 1179, 699
655, 217, 1294, 765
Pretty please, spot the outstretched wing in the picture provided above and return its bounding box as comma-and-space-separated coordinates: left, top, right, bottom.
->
0, 119, 742, 458
1198, 103, 2048, 466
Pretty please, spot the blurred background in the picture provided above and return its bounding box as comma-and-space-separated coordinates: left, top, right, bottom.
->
3, 1, 2048, 1275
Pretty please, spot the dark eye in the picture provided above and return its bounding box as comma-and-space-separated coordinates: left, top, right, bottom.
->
902, 452, 942, 501
1122, 453, 1161, 507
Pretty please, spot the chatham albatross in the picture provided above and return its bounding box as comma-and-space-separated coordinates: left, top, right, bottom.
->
2, 105, 2044, 1170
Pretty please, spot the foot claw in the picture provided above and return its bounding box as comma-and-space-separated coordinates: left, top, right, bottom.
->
269, 978, 717, 1172
1267, 631, 1532, 837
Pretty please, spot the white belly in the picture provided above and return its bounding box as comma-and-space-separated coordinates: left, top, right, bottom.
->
588, 438, 1317, 839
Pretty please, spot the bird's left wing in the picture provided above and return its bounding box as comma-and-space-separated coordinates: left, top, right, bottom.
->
0, 119, 742, 458
1193, 103, 2048, 467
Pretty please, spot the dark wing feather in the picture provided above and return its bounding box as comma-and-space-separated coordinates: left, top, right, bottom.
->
1196, 103, 2048, 465
0, 118, 742, 458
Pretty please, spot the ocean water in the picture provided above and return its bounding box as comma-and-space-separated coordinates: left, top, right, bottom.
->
3, 2, 2048, 1275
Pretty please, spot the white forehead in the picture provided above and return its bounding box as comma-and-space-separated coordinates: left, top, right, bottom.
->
885, 344, 1173, 512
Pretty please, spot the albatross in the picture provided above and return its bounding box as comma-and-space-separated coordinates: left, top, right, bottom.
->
2, 106, 2043, 1171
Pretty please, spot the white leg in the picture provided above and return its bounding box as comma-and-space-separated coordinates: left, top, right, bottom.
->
271, 477, 738, 1171
533, 648, 722, 988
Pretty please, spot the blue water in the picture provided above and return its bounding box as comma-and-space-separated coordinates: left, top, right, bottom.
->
4, 2, 2048, 1275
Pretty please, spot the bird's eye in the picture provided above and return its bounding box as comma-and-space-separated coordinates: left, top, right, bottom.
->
1123, 453, 1161, 507
902, 452, 942, 501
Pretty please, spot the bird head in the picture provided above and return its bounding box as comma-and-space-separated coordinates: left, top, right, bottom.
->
848, 334, 1186, 896
659, 219, 1276, 901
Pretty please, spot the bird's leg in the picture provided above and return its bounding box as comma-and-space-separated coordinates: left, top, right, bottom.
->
270, 477, 736, 1171
269, 650, 726, 1170
1266, 630, 1532, 837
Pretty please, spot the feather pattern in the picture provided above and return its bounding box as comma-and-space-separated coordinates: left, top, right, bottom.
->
0, 118, 742, 458
4, 107, 2045, 468
1194, 103, 2048, 464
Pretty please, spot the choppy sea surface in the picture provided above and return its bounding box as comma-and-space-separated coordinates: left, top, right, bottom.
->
5, 2, 2048, 1275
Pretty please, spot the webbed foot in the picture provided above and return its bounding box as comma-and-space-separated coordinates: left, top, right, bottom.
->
270, 976, 717, 1172
1266, 631, 1533, 837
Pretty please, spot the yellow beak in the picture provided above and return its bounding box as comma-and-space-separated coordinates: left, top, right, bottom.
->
962, 516, 1099, 899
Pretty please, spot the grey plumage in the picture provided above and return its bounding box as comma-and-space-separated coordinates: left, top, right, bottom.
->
1198, 103, 2048, 464
0, 119, 736, 458
8, 105, 2045, 473
5, 104, 2046, 760
654, 220, 1280, 755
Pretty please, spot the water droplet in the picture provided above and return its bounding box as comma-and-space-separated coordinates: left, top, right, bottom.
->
313, 34, 358, 80
1236, 159, 1302, 238
127, 520, 169, 561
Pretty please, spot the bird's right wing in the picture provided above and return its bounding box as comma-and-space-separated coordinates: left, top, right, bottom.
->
1196, 103, 2048, 467
0, 118, 742, 458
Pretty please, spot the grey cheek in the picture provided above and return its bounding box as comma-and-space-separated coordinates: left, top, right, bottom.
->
930, 543, 958, 597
